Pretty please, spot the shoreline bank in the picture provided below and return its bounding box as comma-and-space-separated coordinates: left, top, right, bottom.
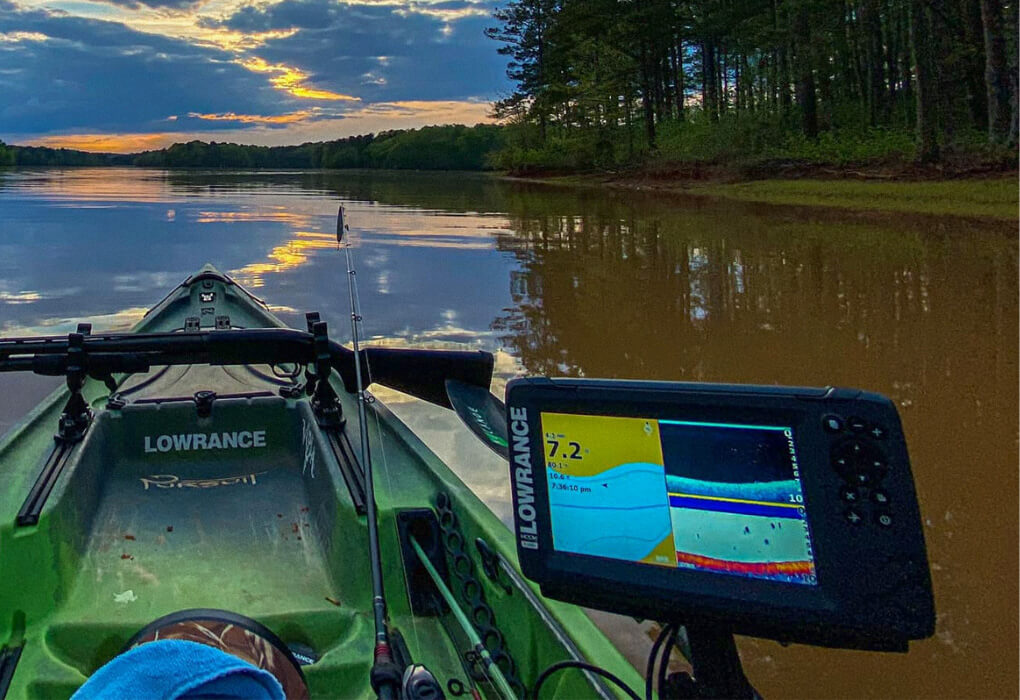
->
502, 164, 1018, 221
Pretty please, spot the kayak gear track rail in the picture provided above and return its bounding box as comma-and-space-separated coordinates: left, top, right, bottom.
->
0, 645, 23, 699
16, 441, 78, 527
324, 425, 367, 515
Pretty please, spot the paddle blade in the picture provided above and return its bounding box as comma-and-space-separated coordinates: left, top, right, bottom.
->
337, 346, 494, 409
445, 379, 509, 460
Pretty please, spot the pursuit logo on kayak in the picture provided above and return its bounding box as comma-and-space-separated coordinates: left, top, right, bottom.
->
139, 472, 263, 490
509, 406, 539, 550
144, 430, 267, 453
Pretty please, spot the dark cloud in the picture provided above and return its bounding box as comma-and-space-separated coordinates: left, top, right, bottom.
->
0, 4, 293, 133
224, 0, 507, 102
209, 0, 338, 31
0, 0, 510, 139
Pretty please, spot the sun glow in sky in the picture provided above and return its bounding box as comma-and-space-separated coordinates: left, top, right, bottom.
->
0, 0, 507, 151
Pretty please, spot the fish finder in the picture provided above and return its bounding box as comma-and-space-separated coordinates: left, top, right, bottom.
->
504, 378, 935, 652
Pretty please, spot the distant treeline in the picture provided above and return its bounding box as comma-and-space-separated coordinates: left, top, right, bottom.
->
0, 124, 504, 170
0, 144, 129, 166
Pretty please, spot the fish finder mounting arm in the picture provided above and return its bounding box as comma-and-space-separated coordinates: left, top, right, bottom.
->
675, 624, 755, 699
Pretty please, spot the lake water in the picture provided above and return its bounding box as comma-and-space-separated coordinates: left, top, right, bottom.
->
0, 167, 1016, 698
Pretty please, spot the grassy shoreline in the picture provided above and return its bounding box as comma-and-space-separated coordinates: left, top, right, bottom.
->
507, 169, 1018, 221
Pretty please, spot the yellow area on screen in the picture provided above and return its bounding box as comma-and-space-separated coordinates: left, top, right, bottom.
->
639, 534, 678, 568
540, 413, 665, 477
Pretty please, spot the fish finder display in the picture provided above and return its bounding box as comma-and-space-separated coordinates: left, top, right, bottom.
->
541, 413, 818, 585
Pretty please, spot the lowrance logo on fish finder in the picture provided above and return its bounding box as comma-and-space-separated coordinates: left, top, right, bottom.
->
504, 377, 936, 652
509, 406, 539, 549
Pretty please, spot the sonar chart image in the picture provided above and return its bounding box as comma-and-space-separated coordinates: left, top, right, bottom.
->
540, 412, 817, 585
659, 420, 817, 585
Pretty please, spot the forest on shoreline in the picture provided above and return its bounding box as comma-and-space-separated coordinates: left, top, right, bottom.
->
485, 0, 1018, 171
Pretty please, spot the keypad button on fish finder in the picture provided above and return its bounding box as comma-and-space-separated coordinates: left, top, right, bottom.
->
822, 414, 845, 433
874, 511, 894, 528
840, 487, 861, 503
868, 456, 888, 474
844, 507, 865, 525
847, 416, 869, 432
851, 472, 873, 487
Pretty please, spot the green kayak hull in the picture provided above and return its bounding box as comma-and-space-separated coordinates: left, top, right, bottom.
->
0, 265, 641, 699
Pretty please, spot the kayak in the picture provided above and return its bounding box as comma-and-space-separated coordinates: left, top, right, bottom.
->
0, 264, 641, 699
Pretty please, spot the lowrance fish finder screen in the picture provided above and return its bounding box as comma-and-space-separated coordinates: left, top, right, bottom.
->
541, 413, 818, 585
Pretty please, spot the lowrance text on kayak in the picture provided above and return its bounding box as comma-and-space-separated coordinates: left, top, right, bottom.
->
509, 406, 539, 550
144, 430, 267, 453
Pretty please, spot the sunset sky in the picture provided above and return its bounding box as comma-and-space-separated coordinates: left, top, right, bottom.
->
0, 0, 509, 151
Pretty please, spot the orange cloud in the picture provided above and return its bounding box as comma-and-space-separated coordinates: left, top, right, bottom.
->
237, 57, 360, 102
351, 100, 495, 122
24, 132, 179, 153
187, 110, 317, 124
193, 28, 300, 52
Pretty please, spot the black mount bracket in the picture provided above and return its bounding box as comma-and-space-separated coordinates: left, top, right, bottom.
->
306, 314, 345, 429
302, 312, 320, 395
663, 624, 756, 699
56, 324, 95, 444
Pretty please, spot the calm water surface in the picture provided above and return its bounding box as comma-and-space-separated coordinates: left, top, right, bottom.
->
0, 168, 1016, 698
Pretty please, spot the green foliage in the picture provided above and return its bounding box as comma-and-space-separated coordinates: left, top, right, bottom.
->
490, 124, 649, 172
364, 125, 504, 169
5, 146, 125, 166
652, 113, 790, 164
775, 129, 918, 164
652, 113, 918, 166
0, 141, 14, 166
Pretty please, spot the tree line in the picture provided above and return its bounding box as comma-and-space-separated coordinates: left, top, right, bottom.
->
485, 0, 1018, 168
0, 125, 503, 170
0, 141, 17, 166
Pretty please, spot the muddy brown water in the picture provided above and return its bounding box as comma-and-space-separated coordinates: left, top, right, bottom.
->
0, 168, 1016, 698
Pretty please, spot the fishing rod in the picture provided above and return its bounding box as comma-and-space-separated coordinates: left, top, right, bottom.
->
336, 205, 402, 700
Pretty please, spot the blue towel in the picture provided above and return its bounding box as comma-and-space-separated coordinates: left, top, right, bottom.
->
72, 639, 285, 700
